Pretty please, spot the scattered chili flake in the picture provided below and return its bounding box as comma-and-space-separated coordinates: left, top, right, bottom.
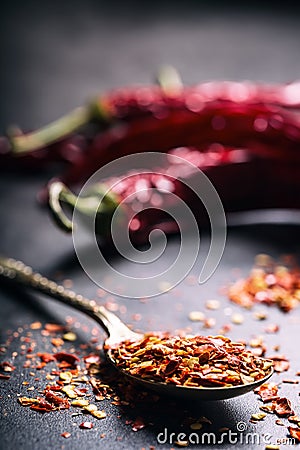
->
44, 323, 66, 333
174, 440, 189, 447
131, 417, 146, 432
63, 332, 77, 342
84, 354, 101, 365
59, 371, 73, 383
282, 379, 299, 384
30, 321, 42, 330
61, 432, 71, 439
0, 374, 11, 380
205, 300, 220, 310
30, 397, 56, 413
188, 311, 205, 322
71, 399, 90, 407
288, 426, 300, 442
79, 422, 94, 429
272, 397, 294, 417
275, 419, 284, 426
108, 334, 273, 388
253, 311, 267, 321
228, 256, 300, 312
202, 318, 216, 329
90, 410, 107, 419
0, 361, 16, 372
251, 412, 266, 421
44, 388, 70, 409
264, 324, 280, 334
190, 422, 202, 430
288, 415, 300, 423
53, 352, 80, 366
51, 337, 64, 347
254, 383, 279, 402
231, 313, 244, 325
62, 385, 78, 399
260, 404, 275, 413
37, 352, 55, 363
268, 355, 290, 373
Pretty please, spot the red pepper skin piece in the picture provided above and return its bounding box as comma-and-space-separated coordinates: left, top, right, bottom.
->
53, 352, 80, 366
44, 388, 70, 409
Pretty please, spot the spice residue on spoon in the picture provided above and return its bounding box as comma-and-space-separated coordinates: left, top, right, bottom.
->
108, 334, 273, 388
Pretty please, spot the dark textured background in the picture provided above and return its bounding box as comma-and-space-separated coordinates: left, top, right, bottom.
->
1, 2, 300, 449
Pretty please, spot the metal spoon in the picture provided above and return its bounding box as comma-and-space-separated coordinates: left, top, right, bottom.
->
0, 256, 273, 401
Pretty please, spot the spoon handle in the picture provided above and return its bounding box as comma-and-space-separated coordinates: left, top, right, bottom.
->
0, 255, 134, 339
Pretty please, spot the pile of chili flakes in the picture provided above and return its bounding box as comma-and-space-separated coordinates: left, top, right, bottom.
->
228, 254, 300, 312
108, 333, 273, 387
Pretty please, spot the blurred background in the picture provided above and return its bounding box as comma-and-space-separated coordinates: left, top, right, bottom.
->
1, 0, 300, 133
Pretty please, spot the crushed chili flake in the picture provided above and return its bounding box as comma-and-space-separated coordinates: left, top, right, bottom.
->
37, 352, 55, 363
202, 318, 216, 329
288, 426, 300, 442
51, 337, 64, 347
268, 355, 290, 373
251, 412, 266, 421
0, 373, 11, 380
131, 417, 146, 432
254, 382, 279, 402
44, 388, 70, 409
264, 324, 280, 334
288, 415, 300, 423
30, 322, 42, 330
84, 354, 101, 365
275, 419, 284, 426
44, 323, 66, 333
0, 361, 16, 372
108, 334, 273, 388
188, 311, 205, 322
61, 432, 71, 439
259, 404, 275, 413
228, 256, 300, 312
79, 422, 94, 429
272, 397, 294, 417
205, 299, 220, 310
63, 332, 77, 342
53, 352, 80, 365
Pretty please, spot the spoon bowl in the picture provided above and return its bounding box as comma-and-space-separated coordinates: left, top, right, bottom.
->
0, 256, 273, 401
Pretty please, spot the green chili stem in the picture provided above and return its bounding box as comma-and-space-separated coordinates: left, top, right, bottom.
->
48, 181, 119, 234
156, 65, 183, 96
9, 96, 113, 155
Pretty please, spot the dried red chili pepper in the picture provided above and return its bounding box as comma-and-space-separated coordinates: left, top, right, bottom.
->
6, 77, 300, 158
2, 75, 300, 238
45, 145, 300, 244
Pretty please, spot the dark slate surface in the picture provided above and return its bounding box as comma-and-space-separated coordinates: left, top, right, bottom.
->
1, 2, 300, 449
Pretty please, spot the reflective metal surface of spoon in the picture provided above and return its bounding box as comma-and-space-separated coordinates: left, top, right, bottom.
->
0, 256, 273, 401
